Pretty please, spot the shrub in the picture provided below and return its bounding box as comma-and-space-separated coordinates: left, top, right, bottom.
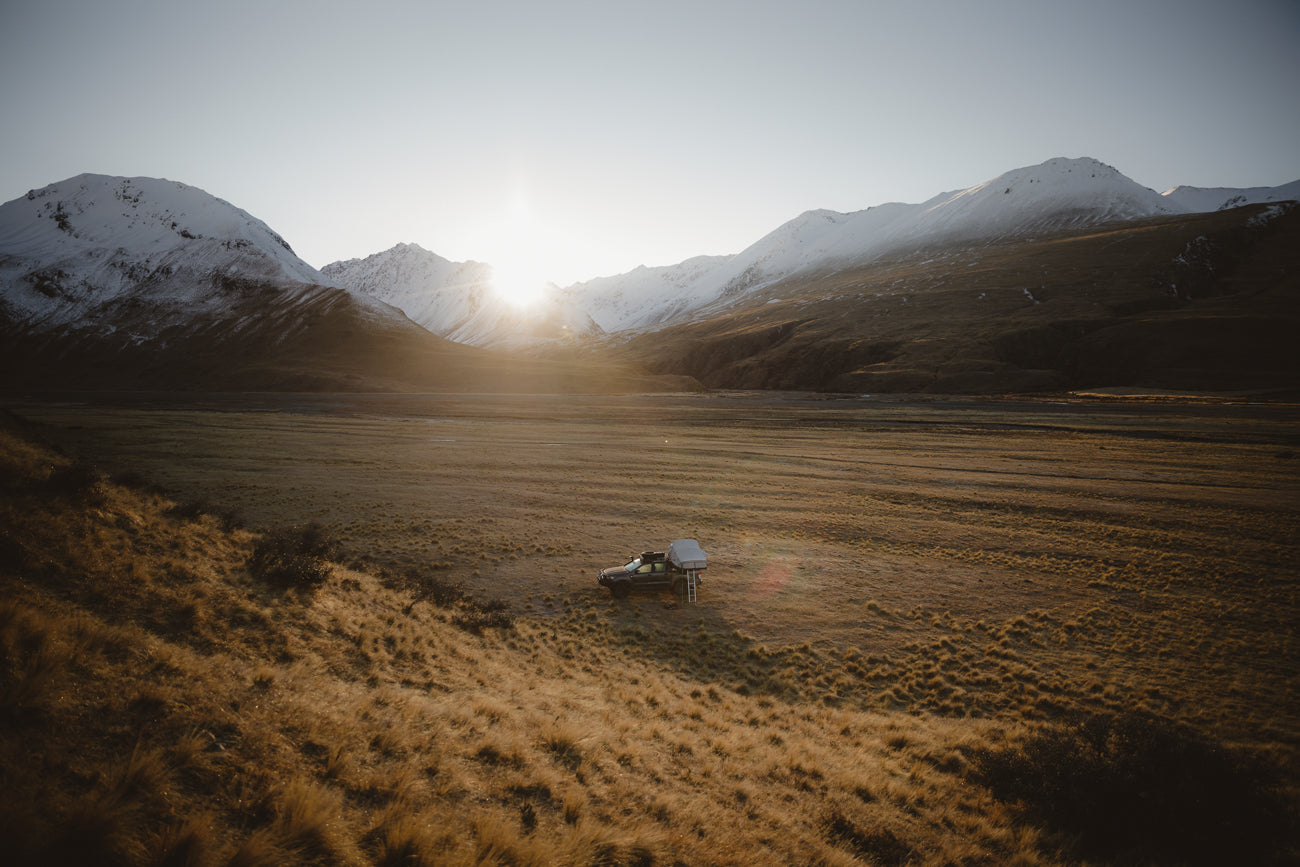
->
451, 599, 515, 634
0, 529, 25, 574
167, 499, 210, 522
168, 499, 245, 531
971, 711, 1292, 865
389, 567, 465, 608
382, 565, 513, 632
248, 524, 339, 590
44, 460, 104, 503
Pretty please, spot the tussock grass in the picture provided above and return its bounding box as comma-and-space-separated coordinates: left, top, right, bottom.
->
1, 404, 1297, 866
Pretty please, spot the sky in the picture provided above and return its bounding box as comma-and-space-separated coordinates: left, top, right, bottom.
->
2, 0, 1298, 295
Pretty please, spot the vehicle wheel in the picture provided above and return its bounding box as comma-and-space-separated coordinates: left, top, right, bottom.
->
611, 582, 630, 600
670, 577, 684, 598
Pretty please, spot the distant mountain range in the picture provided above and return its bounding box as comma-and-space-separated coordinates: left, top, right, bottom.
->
0, 174, 686, 393
1, 158, 1296, 393
324, 157, 1300, 340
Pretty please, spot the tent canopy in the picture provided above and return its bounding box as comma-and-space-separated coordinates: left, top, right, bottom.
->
668, 538, 707, 570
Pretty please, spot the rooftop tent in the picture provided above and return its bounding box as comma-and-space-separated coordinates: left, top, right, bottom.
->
668, 538, 707, 570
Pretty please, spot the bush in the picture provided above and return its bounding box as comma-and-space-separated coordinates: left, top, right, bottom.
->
248, 524, 339, 590
167, 498, 245, 531
44, 461, 104, 503
381, 566, 513, 632
971, 711, 1292, 865
389, 567, 465, 608
450, 599, 514, 634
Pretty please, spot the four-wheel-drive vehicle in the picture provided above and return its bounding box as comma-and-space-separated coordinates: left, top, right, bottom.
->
598, 539, 707, 600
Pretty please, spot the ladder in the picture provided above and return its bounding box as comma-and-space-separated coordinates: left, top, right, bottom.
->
685, 570, 698, 603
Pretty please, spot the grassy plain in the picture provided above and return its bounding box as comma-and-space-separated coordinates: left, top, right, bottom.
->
2, 391, 1297, 864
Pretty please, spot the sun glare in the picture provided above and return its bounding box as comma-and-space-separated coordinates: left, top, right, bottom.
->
489, 258, 550, 308
482, 183, 588, 308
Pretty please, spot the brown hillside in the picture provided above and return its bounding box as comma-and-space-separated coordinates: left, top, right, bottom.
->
2, 397, 1296, 866
0, 281, 697, 394
613, 204, 1300, 394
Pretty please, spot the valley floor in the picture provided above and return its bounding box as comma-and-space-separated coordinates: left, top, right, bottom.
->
2, 391, 1296, 864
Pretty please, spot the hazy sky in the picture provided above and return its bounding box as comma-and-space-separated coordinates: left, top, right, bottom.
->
3, 0, 1298, 290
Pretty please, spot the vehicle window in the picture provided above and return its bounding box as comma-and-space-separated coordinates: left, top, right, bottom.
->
636, 562, 655, 573
623, 559, 640, 571
652, 562, 665, 572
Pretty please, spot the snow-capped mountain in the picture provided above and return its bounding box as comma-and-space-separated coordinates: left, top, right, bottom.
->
321, 243, 494, 335
583, 158, 1186, 328
0, 173, 410, 338
1161, 179, 1300, 214
318, 157, 1296, 349
558, 255, 732, 333
0, 174, 456, 390
546, 157, 1300, 334
322, 242, 603, 348
0, 174, 680, 392
711, 157, 1181, 297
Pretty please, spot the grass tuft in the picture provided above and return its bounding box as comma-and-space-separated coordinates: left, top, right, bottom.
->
820, 809, 915, 865
0, 601, 79, 712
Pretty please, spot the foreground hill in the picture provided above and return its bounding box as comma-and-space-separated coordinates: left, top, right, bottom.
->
613, 202, 1300, 393
0, 176, 689, 393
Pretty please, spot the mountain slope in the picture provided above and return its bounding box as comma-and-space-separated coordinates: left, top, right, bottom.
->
612, 202, 1300, 394
554, 158, 1299, 334
558, 255, 733, 332
703, 157, 1183, 301
322, 243, 604, 349
1162, 179, 1300, 213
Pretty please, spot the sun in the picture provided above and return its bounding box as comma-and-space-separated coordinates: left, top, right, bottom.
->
489, 257, 550, 308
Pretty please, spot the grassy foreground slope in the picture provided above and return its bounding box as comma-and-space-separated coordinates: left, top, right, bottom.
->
0, 411, 1294, 866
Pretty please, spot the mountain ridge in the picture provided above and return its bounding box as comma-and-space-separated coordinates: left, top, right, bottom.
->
325, 157, 1298, 344
3, 157, 1295, 394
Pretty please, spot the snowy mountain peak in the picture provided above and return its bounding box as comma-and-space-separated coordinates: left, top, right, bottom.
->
0, 173, 336, 328
0, 173, 430, 346
322, 243, 602, 349
6, 173, 325, 281
914, 156, 1177, 231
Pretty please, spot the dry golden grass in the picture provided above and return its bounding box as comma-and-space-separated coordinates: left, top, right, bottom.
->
0, 395, 1296, 865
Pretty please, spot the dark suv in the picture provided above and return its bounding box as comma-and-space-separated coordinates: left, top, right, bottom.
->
597, 551, 692, 599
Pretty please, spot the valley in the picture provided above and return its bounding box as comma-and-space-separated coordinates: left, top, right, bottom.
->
3, 391, 1297, 864
17, 391, 1298, 734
